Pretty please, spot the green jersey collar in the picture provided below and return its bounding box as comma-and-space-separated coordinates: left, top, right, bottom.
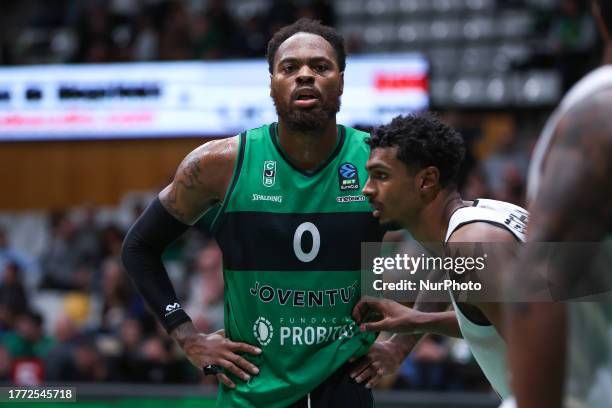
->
269, 122, 346, 177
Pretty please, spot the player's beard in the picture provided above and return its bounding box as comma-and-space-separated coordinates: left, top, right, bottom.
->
271, 88, 342, 132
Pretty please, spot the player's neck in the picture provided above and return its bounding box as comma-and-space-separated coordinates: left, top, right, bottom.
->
277, 119, 339, 172
410, 190, 465, 243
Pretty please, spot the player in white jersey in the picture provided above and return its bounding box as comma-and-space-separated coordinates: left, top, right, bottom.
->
349, 114, 527, 400
506, 1, 612, 407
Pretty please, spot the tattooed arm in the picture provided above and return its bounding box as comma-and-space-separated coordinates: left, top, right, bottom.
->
122, 137, 237, 331
122, 137, 262, 388
508, 89, 612, 408
159, 137, 239, 224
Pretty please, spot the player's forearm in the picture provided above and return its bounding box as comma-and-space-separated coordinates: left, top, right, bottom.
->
388, 307, 461, 358
508, 302, 566, 408
387, 321, 460, 362
415, 311, 462, 338
121, 198, 191, 334
411, 296, 461, 336
388, 332, 423, 360
170, 321, 199, 347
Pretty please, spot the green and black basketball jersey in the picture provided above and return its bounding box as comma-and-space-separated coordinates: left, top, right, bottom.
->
209, 123, 384, 407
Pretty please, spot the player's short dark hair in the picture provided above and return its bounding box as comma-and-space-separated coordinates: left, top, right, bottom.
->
266, 18, 346, 74
367, 114, 466, 188
595, 0, 612, 32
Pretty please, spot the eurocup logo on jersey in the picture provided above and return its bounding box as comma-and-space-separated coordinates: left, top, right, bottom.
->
263, 160, 276, 187
253, 317, 274, 346
338, 162, 360, 191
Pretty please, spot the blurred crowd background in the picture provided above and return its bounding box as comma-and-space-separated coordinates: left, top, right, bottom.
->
0, 0, 607, 395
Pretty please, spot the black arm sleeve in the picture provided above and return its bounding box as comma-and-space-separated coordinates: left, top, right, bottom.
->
121, 197, 191, 334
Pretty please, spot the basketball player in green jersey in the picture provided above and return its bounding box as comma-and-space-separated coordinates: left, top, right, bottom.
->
122, 19, 406, 407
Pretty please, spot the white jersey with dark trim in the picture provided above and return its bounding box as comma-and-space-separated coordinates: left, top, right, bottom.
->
445, 199, 528, 400
445, 199, 528, 243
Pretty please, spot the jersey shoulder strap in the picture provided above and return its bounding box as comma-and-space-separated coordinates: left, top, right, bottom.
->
445, 199, 528, 243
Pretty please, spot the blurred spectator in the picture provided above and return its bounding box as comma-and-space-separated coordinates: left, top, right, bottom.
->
0, 261, 30, 315
481, 129, 529, 204
187, 241, 224, 333
113, 318, 144, 376
239, 15, 267, 57
0, 344, 11, 382
73, 2, 115, 63
100, 224, 125, 260
53, 314, 80, 344
158, 1, 192, 60
113, 318, 194, 383
40, 212, 89, 291
0, 1, 16, 65
131, 9, 159, 61
2, 310, 54, 359
44, 314, 83, 381
100, 258, 140, 333
0, 303, 12, 332
190, 0, 243, 60
58, 340, 109, 382
496, 164, 526, 206
63, 292, 92, 325
0, 227, 40, 288
113, 318, 144, 381
137, 336, 191, 383
73, 207, 103, 268
120, 318, 142, 350
297, 0, 336, 27
462, 168, 492, 201
389, 336, 490, 393
0, 0, 597, 75
395, 336, 451, 391
264, 0, 298, 40
191, 13, 224, 59
549, 0, 598, 91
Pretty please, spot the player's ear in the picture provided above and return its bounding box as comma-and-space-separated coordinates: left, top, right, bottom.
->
417, 166, 440, 194
339, 71, 344, 95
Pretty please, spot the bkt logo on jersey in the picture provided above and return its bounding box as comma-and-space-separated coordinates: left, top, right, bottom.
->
338, 162, 360, 191
253, 317, 274, 346
263, 160, 276, 187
